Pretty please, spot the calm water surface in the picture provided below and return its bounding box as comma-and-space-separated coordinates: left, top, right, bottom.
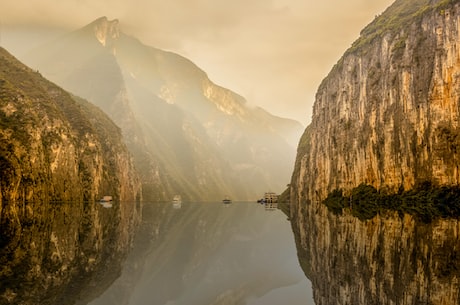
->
89, 201, 314, 305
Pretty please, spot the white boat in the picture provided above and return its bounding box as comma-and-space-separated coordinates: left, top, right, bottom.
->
100, 195, 113, 202
259, 192, 278, 210
172, 195, 182, 209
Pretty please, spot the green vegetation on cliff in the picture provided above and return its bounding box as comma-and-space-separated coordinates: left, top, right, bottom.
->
277, 186, 291, 217
348, 0, 460, 55
323, 183, 460, 222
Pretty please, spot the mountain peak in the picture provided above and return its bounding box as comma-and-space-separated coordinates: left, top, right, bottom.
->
91, 16, 120, 47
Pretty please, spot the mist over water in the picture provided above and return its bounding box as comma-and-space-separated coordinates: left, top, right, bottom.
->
89, 201, 314, 305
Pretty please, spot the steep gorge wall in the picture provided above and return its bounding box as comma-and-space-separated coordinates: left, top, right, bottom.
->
290, 1, 460, 304
0, 48, 142, 305
293, 0, 460, 205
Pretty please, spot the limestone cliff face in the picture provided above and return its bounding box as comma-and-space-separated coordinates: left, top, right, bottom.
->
290, 1, 460, 304
293, 0, 460, 204
0, 47, 142, 305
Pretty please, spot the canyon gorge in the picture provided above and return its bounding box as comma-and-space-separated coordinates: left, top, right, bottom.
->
3, 0, 460, 304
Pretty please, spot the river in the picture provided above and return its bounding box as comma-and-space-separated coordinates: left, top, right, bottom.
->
88, 201, 314, 305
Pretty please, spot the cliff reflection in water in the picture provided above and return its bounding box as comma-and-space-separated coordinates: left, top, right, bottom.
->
90, 202, 313, 305
291, 201, 460, 305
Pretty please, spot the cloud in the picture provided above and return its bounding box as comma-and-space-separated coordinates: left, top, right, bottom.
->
0, 0, 395, 123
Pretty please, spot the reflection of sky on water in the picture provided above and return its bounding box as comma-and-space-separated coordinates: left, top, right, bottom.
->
90, 201, 314, 305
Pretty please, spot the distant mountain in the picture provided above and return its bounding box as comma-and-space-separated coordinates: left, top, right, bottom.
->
0, 47, 141, 305
23, 17, 304, 201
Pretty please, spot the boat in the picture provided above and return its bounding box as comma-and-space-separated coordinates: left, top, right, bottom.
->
222, 196, 232, 204
172, 195, 182, 209
263, 192, 278, 210
263, 192, 278, 203
100, 195, 113, 202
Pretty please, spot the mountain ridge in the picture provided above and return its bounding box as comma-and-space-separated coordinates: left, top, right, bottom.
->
23, 17, 303, 201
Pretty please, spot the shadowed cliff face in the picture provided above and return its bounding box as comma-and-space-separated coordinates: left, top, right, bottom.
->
0, 47, 142, 305
290, 1, 460, 304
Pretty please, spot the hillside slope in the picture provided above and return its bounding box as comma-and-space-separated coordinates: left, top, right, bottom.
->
0, 47, 141, 305
24, 17, 304, 201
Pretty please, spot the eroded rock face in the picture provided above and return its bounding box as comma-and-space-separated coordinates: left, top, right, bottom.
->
293, 1, 460, 204
0, 47, 142, 305
290, 1, 460, 304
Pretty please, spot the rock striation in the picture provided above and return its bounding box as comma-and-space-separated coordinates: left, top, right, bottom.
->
290, 0, 460, 304
293, 0, 460, 203
0, 47, 141, 305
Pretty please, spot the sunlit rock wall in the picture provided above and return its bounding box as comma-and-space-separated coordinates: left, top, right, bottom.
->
293, 1, 460, 204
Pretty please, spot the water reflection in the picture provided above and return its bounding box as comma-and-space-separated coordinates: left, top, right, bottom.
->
291, 200, 460, 305
89, 202, 314, 305
0, 199, 139, 305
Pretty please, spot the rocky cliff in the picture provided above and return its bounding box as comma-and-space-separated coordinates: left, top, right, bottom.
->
0, 47, 142, 305
290, 0, 460, 304
23, 17, 304, 201
292, 0, 460, 204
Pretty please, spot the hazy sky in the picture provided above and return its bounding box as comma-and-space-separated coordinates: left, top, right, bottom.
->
1, 0, 394, 124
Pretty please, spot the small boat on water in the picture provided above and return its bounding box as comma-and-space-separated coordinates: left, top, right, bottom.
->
222, 196, 232, 204
172, 195, 182, 209
100, 195, 113, 202
258, 192, 278, 210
